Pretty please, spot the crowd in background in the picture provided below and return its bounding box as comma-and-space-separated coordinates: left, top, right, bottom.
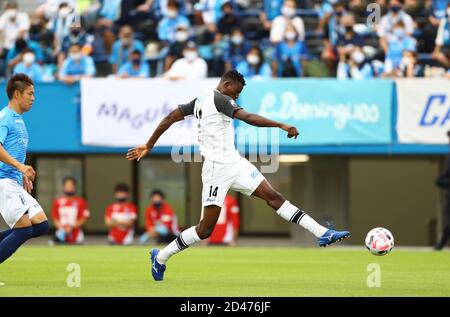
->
50, 177, 240, 246
0, 0, 449, 83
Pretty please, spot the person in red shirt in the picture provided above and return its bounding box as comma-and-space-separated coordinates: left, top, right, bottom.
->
208, 194, 240, 246
142, 190, 180, 244
51, 177, 90, 244
104, 184, 137, 245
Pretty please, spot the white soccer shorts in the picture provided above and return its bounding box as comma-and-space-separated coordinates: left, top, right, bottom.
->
0, 178, 44, 228
201, 156, 266, 207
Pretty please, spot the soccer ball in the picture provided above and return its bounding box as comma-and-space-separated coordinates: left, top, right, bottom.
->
365, 227, 394, 256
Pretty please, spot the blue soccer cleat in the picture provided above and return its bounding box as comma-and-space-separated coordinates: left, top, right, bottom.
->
318, 229, 351, 247
150, 249, 166, 281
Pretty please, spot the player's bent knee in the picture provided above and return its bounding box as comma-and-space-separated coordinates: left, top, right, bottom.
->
195, 224, 214, 240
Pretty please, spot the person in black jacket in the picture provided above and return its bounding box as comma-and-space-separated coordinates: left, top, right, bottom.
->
435, 131, 450, 250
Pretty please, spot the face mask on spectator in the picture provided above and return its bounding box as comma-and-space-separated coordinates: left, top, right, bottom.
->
351, 50, 365, 64
122, 38, 132, 47
59, 7, 71, 18
390, 5, 401, 13
231, 35, 243, 45
184, 50, 198, 61
70, 52, 82, 61
285, 31, 296, 41
64, 190, 76, 197
5, 9, 18, 21
247, 54, 260, 65
281, 6, 296, 18
71, 28, 81, 36
335, 10, 344, 17
393, 28, 405, 38
167, 9, 178, 18
175, 31, 189, 42
131, 57, 141, 65
23, 53, 35, 66
116, 197, 128, 203
345, 25, 354, 33
153, 202, 162, 209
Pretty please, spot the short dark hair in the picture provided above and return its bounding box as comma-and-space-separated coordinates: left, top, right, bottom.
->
114, 183, 130, 193
130, 49, 142, 56
221, 69, 246, 86
150, 190, 165, 199
6, 73, 34, 100
63, 176, 77, 186
167, 0, 180, 9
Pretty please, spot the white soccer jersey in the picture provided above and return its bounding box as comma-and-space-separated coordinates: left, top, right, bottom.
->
178, 88, 242, 163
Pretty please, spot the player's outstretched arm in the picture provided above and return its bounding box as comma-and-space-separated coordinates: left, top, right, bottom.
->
234, 109, 299, 139
0, 144, 36, 181
126, 107, 185, 161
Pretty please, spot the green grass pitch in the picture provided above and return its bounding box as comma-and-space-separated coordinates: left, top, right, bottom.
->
0, 245, 449, 296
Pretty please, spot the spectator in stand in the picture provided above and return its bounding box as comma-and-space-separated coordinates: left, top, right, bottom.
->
194, 0, 235, 33
51, 177, 90, 245
223, 28, 251, 71
140, 190, 180, 244
259, 0, 284, 33
382, 20, 417, 77
117, 49, 150, 78
109, 25, 145, 74
398, 48, 423, 77
165, 41, 208, 79
236, 46, 272, 79
13, 49, 44, 82
432, 2, 450, 68
423, 0, 449, 53
105, 184, 137, 245
348, 0, 366, 23
337, 47, 374, 79
206, 194, 240, 246
319, 0, 350, 76
35, 0, 76, 25
217, 1, 241, 38
377, 0, 415, 56
157, 0, 191, 44
270, 0, 305, 44
51, 2, 77, 55
58, 19, 94, 66
272, 22, 308, 77
164, 24, 190, 71
59, 43, 96, 84
0, 1, 30, 54
336, 14, 364, 60
147, 0, 187, 20
6, 38, 44, 73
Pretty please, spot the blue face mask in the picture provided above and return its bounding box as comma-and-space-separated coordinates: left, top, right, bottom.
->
390, 5, 401, 13
394, 28, 405, 38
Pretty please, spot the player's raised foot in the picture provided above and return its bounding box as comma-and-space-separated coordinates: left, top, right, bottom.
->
318, 229, 351, 247
150, 249, 166, 281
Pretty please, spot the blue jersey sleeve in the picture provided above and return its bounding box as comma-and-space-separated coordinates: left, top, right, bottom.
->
0, 113, 10, 145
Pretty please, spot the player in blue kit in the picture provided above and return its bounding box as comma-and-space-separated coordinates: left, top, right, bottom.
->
0, 73, 49, 266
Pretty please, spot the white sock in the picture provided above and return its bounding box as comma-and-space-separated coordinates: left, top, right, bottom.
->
276, 200, 328, 238
156, 226, 201, 264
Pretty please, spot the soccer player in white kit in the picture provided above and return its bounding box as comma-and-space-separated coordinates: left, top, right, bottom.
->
127, 70, 350, 281
0, 74, 49, 266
